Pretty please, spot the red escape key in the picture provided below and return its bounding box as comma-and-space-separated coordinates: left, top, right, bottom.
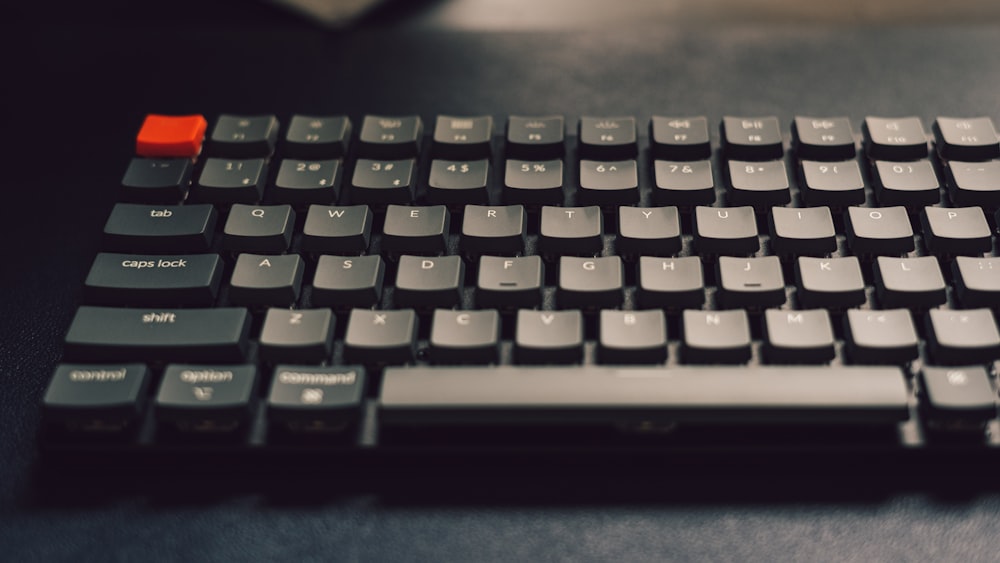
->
136, 114, 208, 157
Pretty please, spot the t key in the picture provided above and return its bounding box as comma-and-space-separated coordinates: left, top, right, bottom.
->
538, 205, 603, 256
768, 206, 837, 256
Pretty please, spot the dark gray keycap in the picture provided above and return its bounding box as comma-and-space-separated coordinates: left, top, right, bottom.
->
343, 308, 417, 365
506, 115, 565, 159
920, 366, 997, 430
953, 257, 1000, 308
283, 115, 351, 159
650, 116, 711, 160
792, 116, 856, 161
598, 309, 667, 365
682, 309, 752, 364
103, 203, 216, 252
381, 205, 450, 255
121, 158, 193, 203
63, 306, 249, 362
258, 308, 335, 364
538, 205, 603, 256
925, 308, 1000, 365
799, 160, 866, 207
427, 159, 490, 205
515, 310, 584, 365
504, 159, 564, 205
428, 309, 501, 364
578, 160, 639, 205
768, 206, 837, 256
616, 206, 681, 256
460, 205, 526, 256
844, 206, 914, 256
393, 255, 464, 309
228, 253, 304, 306
357, 115, 422, 158
874, 256, 947, 309
267, 365, 365, 431
476, 255, 544, 309
727, 160, 790, 207
311, 255, 385, 309
636, 256, 705, 309
795, 256, 866, 309
844, 308, 919, 364
693, 205, 759, 255
763, 309, 835, 364
558, 256, 624, 309
652, 160, 715, 206
350, 159, 416, 205
300, 205, 373, 254
933, 117, 1000, 161
272, 159, 341, 205
432, 115, 493, 159
84, 253, 222, 307
155, 364, 257, 432
193, 158, 267, 204
721, 116, 783, 161
43, 363, 150, 432
715, 256, 786, 309
208, 114, 279, 157
874, 160, 940, 207
863, 116, 929, 160
920, 206, 992, 256
947, 161, 1000, 207
578, 116, 638, 159
222, 204, 294, 253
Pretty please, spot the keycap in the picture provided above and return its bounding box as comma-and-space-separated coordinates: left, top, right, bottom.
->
692, 205, 759, 256
380, 205, 450, 255
538, 205, 603, 256
920, 366, 996, 431
311, 255, 385, 309
682, 309, 752, 364
795, 256, 866, 309
460, 205, 527, 256
428, 309, 501, 364
597, 309, 667, 365
221, 204, 294, 253
228, 253, 304, 306
42, 363, 150, 432
432, 115, 493, 159
357, 115, 423, 158
342, 308, 417, 365
505, 115, 565, 159
715, 256, 786, 309
207, 114, 279, 157
300, 205, 373, 255
799, 160, 866, 207
135, 114, 207, 158
763, 309, 835, 364
933, 117, 1000, 161
427, 159, 490, 205
652, 160, 715, 206
578, 160, 639, 205
792, 116, 856, 161
920, 206, 991, 256
952, 256, 1000, 308
721, 116, 783, 161
727, 160, 790, 207
578, 116, 638, 160
476, 255, 544, 309
258, 308, 335, 364
504, 159, 564, 205
924, 308, 1000, 366
282, 115, 351, 159
874, 256, 947, 309
557, 256, 624, 310
84, 253, 222, 307
514, 310, 584, 364
379, 365, 909, 426
863, 116, 929, 161
873, 160, 940, 207
649, 116, 711, 160
121, 158, 193, 203
103, 203, 216, 252
635, 256, 705, 310
63, 306, 249, 362
947, 161, 1000, 207
267, 365, 365, 432
350, 158, 416, 205
271, 159, 341, 205
616, 206, 682, 257
155, 364, 257, 432
844, 206, 914, 256
844, 308, 919, 364
767, 206, 837, 256
192, 158, 267, 204
393, 255, 465, 309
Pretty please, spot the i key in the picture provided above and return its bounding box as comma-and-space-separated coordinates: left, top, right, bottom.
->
768, 206, 837, 256
207, 114, 279, 157
228, 253, 305, 307
538, 205, 603, 256
258, 308, 335, 364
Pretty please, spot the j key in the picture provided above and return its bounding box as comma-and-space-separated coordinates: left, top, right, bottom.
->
300, 205, 373, 255
692, 205, 759, 256
514, 310, 584, 365
311, 255, 385, 309
578, 160, 639, 206
920, 366, 997, 430
874, 256, 946, 309
538, 205, 603, 256
795, 256, 866, 309
342, 308, 417, 365
504, 159, 564, 205
844, 308, 919, 365
799, 160, 866, 208
635, 256, 705, 309
282, 115, 351, 159
947, 161, 1000, 208
135, 114, 207, 158
271, 159, 341, 205
103, 203, 216, 252
715, 256, 786, 310
863, 116, 929, 161
652, 160, 716, 206
229, 253, 304, 307
358, 115, 423, 158
578, 116, 638, 160
721, 116, 783, 161
925, 308, 1000, 366
920, 206, 992, 256
649, 116, 711, 161
221, 204, 294, 253
427, 159, 490, 205
428, 309, 501, 364
350, 159, 416, 205
598, 309, 668, 365
476, 255, 544, 309
393, 255, 465, 309
258, 308, 335, 364
558, 256, 624, 310
193, 158, 267, 204
84, 253, 222, 307
460, 205, 527, 256
763, 308, 835, 364
207, 114, 279, 157
844, 206, 914, 256
792, 116, 856, 161
768, 206, 837, 256
682, 309, 752, 364
155, 364, 257, 432
63, 306, 249, 362
432, 115, 493, 159
952, 257, 1000, 308
873, 160, 940, 207
42, 363, 150, 432
121, 158, 193, 203
506, 115, 565, 159
933, 117, 1000, 161
267, 365, 365, 432
727, 160, 790, 207
616, 206, 681, 256
381, 204, 450, 255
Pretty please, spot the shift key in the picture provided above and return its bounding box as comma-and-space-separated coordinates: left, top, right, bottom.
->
63, 306, 249, 362
84, 253, 223, 306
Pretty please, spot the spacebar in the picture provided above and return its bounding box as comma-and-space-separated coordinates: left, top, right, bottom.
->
379, 366, 910, 426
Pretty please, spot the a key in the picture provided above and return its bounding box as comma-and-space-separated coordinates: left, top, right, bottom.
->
844, 308, 919, 365
342, 308, 417, 365
925, 308, 1000, 366
578, 116, 638, 160
538, 205, 603, 256
121, 158, 193, 203
863, 116, 929, 161
207, 114, 279, 157
920, 206, 992, 256
267, 365, 365, 432
506, 115, 565, 159
578, 160, 639, 205
460, 205, 527, 256
84, 253, 222, 307
514, 310, 584, 365
557, 256, 624, 310
650, 116, 711, 160
282, 115, 351, 159
844, 206, 914, 256
393, 255, 465, 309
952, 256, 1000, 308
258, 308, 335, 364
920, 366, 997, 431
799, 160, 866, 208
792, 116, 857, 161
874, 256, 947, 309
795, 256, 866, 309
428, 309, 501, 364
635, 256, 705, 310
271, 159, 341, 205
715, 256, 786, 309
357, 115, 423, 158
311, 255, 385, 309
652, 160, 715, 206
300, 205, 373, 255
933, 117, 1000, 161
155, 364, 257, 432
504, 159, 564, 205
616, 206, 681, 257
350, 158, 416, 205
947, 161, 1000, 207
721, 116, 783, 161
427, 159, 490, 205
597, 309, 668, 365
727, 160, 790, 207
221, 204, 294, 253
763, 308, 835, 364
682, 309, 752, 364
381, 204, 450, 256
103, 203, 217, 252
767, 206, 837, 256
692, 205, 759, 255
135, 114, 207, 158
42, 363, 150, 432
476, 255, 544, 309
228, 253, 304, 306
873, 160, 940, 207
432, 115, 493, 159
192, 158, 267, 204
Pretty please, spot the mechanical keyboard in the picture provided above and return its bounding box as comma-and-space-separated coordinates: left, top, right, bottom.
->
38, 112, 1000, 466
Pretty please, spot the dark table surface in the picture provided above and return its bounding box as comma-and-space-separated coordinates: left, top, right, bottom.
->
4, 2, 1000, 560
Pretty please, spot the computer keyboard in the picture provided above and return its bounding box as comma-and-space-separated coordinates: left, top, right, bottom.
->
38, 112, 1000, 463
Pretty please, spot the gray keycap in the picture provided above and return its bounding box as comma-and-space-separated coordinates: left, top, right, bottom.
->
84, 253, 222, 307
795, 256, 866, 309
925, 308, 1000, 366
267, 365, 365, 431
357, 115, 422, 158
428, 309, 500, 364
650, 116, 711, 160
460, 205, 527, 256
381, 205, 450, 255
272, 159, 341, 204
432, 115, 493, 160
578, 116, 637, 159
952, 256, 1000, 308
300, 205, 373, 255
427, 159, 490, 205
920, 366, 997, 430
722, 116, 783, 160
350, 159, 416, 205
506, 115, 565, 159
844, 309, 919, 364
652, 160, 715, 206
616, 206, 681, 256
393, 255, 464, 309
208, 114, 278, 157
682, 309, 751, 364
538, 205, 603, 256
514, 310, 584, 365
874, 160, 940, 207
578, 159, 639, 205
504, 159, 564, 205
283, 115, 351, 159
792, 116, 856, 161
43, 363, 150, 432
343, 308, 417, 365
193, 158, 267, 204
715, 256, 786, 309
598, 309, 668, 365
763, 309, 835, 364
768, 206, 837, 256
920, 206, 992, 256
557, 256, 624, 310
799, 160, 865, 207
844, 206, 914, 256
258, 308, 335, 364
228, 253, 304, 306
311, 255, 385, 309
874, 256, 947, 309
121, 157, 193, 204
863, 116, 929, 160
221, 204, 295, 253
947, 161, 1000, 207
155, 364, 257, 432
727, 160, 790, 207
476, 255, 544, 309
933, 117, 1000, 161
636, 256, 705, 309
103, 203, 216, 252
693, 205, 759, 255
